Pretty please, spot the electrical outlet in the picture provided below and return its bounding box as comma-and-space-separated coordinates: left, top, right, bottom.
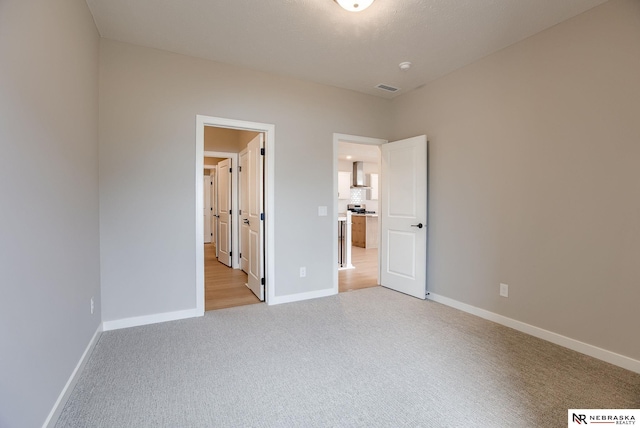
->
299, 267, 306, 278
500, 283, 509, 298
90, 297, 95, 314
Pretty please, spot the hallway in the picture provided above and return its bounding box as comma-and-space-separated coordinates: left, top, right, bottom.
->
205, 244, 261, 311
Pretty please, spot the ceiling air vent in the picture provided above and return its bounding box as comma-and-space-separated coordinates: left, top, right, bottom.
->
375, 83, 399, 93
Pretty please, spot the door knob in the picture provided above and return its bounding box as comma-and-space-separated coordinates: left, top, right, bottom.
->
411, 223, 424, 229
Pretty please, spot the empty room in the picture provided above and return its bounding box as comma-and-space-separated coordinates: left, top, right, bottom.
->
1, 0, 639, 427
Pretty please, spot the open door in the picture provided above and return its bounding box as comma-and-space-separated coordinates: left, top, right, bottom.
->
211, 166, 219, 257
217, 158, 232, 267
246, 134, 265, 300
203, 175, 212, 244
239, 148, 250, 274
380, 135, 428, 299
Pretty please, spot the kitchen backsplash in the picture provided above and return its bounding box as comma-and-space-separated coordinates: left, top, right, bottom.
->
337, 189, 378, 213
350, 188, 366, 204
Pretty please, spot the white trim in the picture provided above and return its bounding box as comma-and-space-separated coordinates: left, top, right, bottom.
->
196, 121, 205, 315
102, 308, 201, 331
268, 287, 337, 306
332, 133, 387, 294
196, 115, 275, 308
427, 292, 640, 374
43, 325, 102, 428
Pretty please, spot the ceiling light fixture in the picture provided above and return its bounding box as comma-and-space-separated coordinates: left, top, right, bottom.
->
334, 0, 375, 12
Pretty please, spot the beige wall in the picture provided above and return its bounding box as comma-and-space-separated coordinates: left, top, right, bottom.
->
204, 126, 242, 152
204, 157, 226, 166
391, 0, 640, 360
238, 130, 261, 149
99, 39, 390, 321
0, 0, 101, 426
337, 160, 378, 174
204, 126, 260, 153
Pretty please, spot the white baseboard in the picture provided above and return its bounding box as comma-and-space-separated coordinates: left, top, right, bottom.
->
102, 308, 202, 331
43, 324, 103, 428
268, 287, 337, 305
427, 292, 640, 374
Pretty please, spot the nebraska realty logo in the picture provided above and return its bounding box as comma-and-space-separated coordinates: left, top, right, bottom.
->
569, 409, 639, 425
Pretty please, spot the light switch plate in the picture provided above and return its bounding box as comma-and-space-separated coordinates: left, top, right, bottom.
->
500, 283, 509, 297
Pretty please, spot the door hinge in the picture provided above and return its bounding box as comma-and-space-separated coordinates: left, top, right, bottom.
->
210, 233, 213, 236
210, 207, 213, 211
261, 278, 265, 285
260, 213, 264, 221
229, 167, 232, 173
260, 148, 265, 156
239, 209, 242, 215
229, 210, 232, 215
238, 166, 242, 172
239, 252, 242, 258
230, 252, 232, 257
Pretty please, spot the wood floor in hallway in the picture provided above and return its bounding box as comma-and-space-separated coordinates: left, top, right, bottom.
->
339, 245, 379, 293
205, 244, 261, 311
206, 242, 376, 309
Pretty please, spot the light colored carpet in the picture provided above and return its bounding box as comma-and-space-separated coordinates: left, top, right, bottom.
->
56, 287, 640, 427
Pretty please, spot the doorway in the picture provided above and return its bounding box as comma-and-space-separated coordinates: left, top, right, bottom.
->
334, 133, 429, 299
334, 134, 386, 293
203, 149, 258, 310
195, 116, 275, 313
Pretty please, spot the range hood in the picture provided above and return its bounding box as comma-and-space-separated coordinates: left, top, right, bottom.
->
351, 161, 371, 188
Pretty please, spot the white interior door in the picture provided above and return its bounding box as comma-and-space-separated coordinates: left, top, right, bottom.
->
203, 175, 212, 244
217, 159, 232, 267
247, 134, 265, 300
212, 167, 218, 256
380, 135, 428, 299
239, 149, 250, 274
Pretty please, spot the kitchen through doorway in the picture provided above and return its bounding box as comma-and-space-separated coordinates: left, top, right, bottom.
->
336, 136, 384, 293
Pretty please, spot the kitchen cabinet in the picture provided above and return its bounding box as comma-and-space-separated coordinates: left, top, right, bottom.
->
351, 214, 378, 248
338, 171, 351, 200
369, 173, 379, 200
351, 215, 365, 247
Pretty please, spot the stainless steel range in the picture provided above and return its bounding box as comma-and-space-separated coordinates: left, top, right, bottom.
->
347, 204, 375, 214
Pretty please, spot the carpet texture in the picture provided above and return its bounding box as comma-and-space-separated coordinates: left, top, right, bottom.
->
56, 287, 640, 427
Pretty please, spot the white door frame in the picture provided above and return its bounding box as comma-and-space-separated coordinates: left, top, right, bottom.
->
203, 174, 212, 244
206, 153, 237, 267
208, 166, 218, 256
238, 147, 250, 273
332, 133, 387, 294
196, 115, 275, 313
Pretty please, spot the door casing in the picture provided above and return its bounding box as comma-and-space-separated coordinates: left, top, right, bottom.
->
196, 115, 275, 312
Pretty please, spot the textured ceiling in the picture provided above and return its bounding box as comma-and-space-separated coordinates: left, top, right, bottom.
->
86, 0, 608, 99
